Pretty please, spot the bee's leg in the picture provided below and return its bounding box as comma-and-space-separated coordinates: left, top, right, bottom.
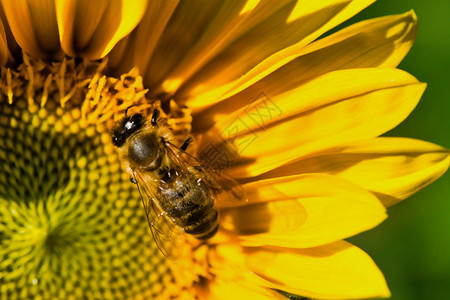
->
151, 108, 160, 126
129, 175, 137, 184
180, 137, 193, 152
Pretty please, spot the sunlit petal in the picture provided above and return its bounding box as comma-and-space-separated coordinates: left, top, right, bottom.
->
195, 67, 420, 130
261, 137, 450, 207
198, 68, 425, 177
108, 0, 180, 73
1, 0, 59, 58
111, 0, 373, 98
220, 174, 386, 248
187, 10, 415, 111
244, 241, 390, 299
159, 0, 352, 97
205, 278, 286, 300
0, 18, 9, 65
55, 0, 147, 59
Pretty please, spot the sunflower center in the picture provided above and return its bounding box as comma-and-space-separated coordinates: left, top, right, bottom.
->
0, 55, 200, 299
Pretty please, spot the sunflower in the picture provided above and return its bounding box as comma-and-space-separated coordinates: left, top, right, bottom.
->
0, 1, 449, 299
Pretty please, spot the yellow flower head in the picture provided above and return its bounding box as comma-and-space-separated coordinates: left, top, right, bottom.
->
0, 1, 449, 299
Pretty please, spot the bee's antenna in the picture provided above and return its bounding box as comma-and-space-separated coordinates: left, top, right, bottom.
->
125, 105, 138, 117
151, 109, 160, 126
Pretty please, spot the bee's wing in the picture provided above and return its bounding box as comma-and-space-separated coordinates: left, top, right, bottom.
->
132, 171, 183, 258
165, 141, 247, 208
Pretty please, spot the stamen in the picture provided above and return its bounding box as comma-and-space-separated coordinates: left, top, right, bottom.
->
23, 54, 35, 107
6, 68, 12, 104
57, 58, 66, 106
40, 74, 53, 107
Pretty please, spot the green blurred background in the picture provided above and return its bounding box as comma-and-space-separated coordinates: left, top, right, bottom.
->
344, 1, 450, 299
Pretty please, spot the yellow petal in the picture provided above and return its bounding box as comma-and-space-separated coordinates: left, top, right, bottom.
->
0, 18, 9, 65
165, 0, 362, 96
26, 0, 60, 54
97, 0, 148, 58
301, 10, 418, 68
181, 0, 375, 104
220, 174, 386, 248
220, 198, 308, 237
108, 0, 180, 74
262, 137, 450, 207
187, 9, 415, 112
55, 0, 147, 59
245, 241, 390, 299
139, 0, 373, 97
1, 0, 60, 58
235, 83, 424, 177
145, 0, 264, 96
196, 67, 420, 130
205, 278, 286, 300
0, 7, 20, 60
197, 68, 426, 177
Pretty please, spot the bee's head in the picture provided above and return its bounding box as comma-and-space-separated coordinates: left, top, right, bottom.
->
112, 113, 144, 147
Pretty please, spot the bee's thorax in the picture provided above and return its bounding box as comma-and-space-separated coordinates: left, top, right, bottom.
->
128, 132, 165, 171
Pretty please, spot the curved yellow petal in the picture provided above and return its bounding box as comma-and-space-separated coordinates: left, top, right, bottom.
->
108, 0, 180, 74
164, 0, 364, 97
204, 278, 286, 300
238, 84, 425, 177
26, 0, 60, 54
0, 6, 20, 60
0, 18, 9, 65
180, 0, 376, 105
220, 174, 386, 248
245, 241, 390, 299
262, 137, 450, 207
129, 0, 373, 98
192, 9, 416, 113
186, 9, 415, 112
198, 68, 425, 177
97, 0, 148, 58
301, 10, 418, 67
1, 0, 60, 58
196, 67, 420, 130
144, 0, 263, 97
55, 0, 147, 59
220, 198, 308, 237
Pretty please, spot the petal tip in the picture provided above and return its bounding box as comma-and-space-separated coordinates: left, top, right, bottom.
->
407, 9, 418, 22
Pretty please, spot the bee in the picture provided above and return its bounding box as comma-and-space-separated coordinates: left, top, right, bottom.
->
112, 107, 242, 256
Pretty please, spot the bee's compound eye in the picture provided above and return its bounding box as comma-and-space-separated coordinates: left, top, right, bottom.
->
130, 114, 143, 126
112, 135, 123, 147
112, 135, 118, 145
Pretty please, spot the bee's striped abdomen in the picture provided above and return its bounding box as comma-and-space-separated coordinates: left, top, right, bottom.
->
157, 169, 218, 240
184, 207, 218, 239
